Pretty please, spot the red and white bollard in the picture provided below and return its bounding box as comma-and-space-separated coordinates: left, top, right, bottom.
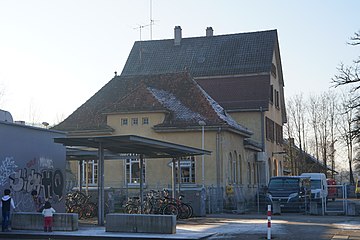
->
267, 204, 271, 240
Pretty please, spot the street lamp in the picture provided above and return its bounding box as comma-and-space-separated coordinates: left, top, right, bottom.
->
198, 120, 206, 187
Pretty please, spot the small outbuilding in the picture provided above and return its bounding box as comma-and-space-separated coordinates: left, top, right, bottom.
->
0, 118, 66, 212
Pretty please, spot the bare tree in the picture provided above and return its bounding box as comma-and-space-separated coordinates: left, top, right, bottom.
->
328, 92, 338, 178
337, 91, 357, 184
308, 94, 321, 160
315, 92, 336, 177
286, 94, 308, 175
333, 30, 360, 138
283, 109, 296, 175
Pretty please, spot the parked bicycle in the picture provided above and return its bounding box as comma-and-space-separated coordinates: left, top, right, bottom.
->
123, 189, 193, 219
65, 191, 109, 219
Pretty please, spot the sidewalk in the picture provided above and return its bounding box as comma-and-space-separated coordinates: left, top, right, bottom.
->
1, 213, 360, 240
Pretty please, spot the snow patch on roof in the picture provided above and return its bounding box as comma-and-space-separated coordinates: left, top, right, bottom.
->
148, 87, 205, 122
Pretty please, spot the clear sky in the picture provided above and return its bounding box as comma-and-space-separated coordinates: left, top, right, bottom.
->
0, 0, 359, 125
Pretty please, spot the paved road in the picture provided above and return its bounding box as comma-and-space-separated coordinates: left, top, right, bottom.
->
177, 213, 360, 240
1, 212, 360, 240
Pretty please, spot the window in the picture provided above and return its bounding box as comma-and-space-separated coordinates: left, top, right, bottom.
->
270, 85, 274, 103
247, 162, 251, 185
275, 124, 283, 145
142, 117, 149, 125
80, 160, 98, 186
275, 90, 280, 108
268, 158, 272, 178
271, 63, 277, 78
266, 117, 275, 142
253, 163, 257, 184
273, 159, 278, 176
228, 152, 236, 184
121, 118, 128, 126
131, 118, 138, 126
174, 156, 196, 184
238, 154, 242, 184
126, 156, 145, 184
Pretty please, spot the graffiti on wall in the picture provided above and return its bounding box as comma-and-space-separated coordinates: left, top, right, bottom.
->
0, 157, 18, 186
1, 156, 64, 211
8, 168, 64, 199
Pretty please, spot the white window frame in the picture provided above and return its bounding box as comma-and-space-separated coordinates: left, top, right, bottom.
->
142, 117, 149, 125
125, 157, 145, 186
174, 156, 196, 184
121, 118, 128, 126
131, 118, 138, 126
79, 160, 98, 186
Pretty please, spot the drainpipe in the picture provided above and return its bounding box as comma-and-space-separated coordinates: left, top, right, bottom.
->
216, 127, 221, 188
216, 127, 222, 212
260, 107, 265, 151
260, 107, 266, 185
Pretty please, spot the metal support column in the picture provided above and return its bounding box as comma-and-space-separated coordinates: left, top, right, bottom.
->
97, 142, 105, 226
172, 158, 176, 199
79, 160, 83, 192
139, 154, 144, 214
177, 157, 181, 197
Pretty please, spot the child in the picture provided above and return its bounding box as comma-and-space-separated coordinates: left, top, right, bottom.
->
42, 201, 56, 232
1, 189, 16, 232
31, 190, 44, 212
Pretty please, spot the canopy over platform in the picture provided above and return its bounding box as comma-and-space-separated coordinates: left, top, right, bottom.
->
54, 135, 211, 225
55, 135, 211, 158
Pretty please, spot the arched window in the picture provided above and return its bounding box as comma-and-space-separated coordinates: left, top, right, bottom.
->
238, 154, 242, 184
247, 162, 251, 185
253, 163, 257, 184
279, 161, 283, 176
273, 159, 278, 176
233, 151, 238, 184
268, 158, 272, 178
228, 152, 236, 184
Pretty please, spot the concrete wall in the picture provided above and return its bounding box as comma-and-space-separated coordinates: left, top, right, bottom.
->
106, 213, 176, 234
0, 122, 66, 212
11, 212, 78, 231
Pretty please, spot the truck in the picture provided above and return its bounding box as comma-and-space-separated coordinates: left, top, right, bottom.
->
266, 176, 311, 212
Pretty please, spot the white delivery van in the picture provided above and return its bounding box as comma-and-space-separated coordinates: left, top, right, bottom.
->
300, 173, 328, 202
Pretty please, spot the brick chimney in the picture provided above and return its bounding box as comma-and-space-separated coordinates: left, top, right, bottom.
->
174, 26, 182, 46
206, 27, 213, 37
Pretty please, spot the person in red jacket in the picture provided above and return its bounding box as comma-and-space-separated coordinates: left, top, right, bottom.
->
42, 201, 56, 232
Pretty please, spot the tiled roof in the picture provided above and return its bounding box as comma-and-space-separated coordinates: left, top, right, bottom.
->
196, 74, 270, 111
53, 75, 144, 131
121, 30, 277, 77
54, 72, 252, 136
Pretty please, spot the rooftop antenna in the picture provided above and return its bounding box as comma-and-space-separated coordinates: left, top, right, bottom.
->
133, 24, 150, 63
133, 24, 150, 42
149, 0, 160, 40
150, 0, 153, 40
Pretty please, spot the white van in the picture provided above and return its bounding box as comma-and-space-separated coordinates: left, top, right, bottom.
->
300, 173, 328, 202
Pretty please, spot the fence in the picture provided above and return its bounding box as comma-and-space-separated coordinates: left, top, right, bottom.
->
206, 186, 224, 213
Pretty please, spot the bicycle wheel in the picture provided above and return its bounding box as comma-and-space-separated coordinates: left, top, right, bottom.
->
83, 202, 97, 218
185, 203, 193, 218
178, 203, 192, 219
162, 203, 178, 216
143, 201, 153, 214
70, 205, 84, 219
125, 203, 139, 214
